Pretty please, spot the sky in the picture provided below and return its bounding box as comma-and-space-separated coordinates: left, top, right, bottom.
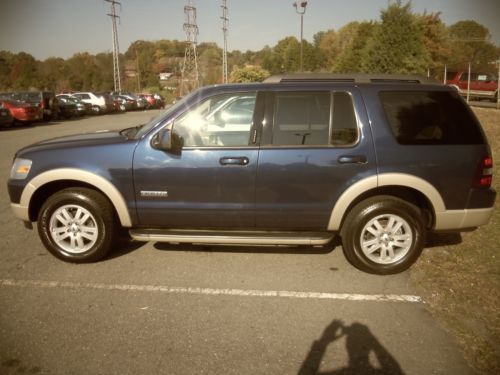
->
1, 0, 499, 61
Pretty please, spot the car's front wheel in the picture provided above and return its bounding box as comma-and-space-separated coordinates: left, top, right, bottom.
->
38, 188, 115, 262
341, 196, 425, 275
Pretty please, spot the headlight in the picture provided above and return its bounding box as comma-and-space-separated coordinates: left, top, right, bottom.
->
10, 158, 32, 179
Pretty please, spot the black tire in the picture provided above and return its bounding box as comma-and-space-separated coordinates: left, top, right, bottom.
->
340, 196, 425, 275
37, 188, 115, 263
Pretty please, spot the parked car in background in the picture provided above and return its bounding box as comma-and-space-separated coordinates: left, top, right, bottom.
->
153, 93, 165, 108
111, 97, 125, 113
131, 94, 148, 110
94, 92, 115, 113
111, 94, 136, 111
137, 94, 155, 108
54, 97, 78, 119
72, 92, 108, 114
56, 94, 92, 116
0, 99, 41, 124
9, 91, 57, 121
0, 103, 14, 128
111, 91, 147, 110
446, 71, 499, 101
138, 93, 165, 109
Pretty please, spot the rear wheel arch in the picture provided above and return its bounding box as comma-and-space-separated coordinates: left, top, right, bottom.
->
341, 186, 434, 231
328, 173, 444, 231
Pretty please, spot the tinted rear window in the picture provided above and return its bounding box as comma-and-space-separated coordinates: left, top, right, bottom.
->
379, 91, 485, 145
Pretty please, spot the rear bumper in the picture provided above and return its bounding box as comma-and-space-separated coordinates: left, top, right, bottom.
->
435, 207, 495, 231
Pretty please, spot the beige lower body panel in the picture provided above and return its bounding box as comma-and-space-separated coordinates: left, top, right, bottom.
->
435, 207, 494, 230
10, 203, 30, 222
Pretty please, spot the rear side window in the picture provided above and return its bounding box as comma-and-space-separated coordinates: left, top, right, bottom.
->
271, 91, 358, 146
379, 91, 485, 145
331, 92, 358, 145
272, 91, 330, 146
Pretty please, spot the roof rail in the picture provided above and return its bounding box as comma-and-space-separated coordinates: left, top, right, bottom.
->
264, 73, 440, 85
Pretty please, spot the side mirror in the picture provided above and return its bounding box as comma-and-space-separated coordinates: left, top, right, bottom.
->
152, 128, 184, 154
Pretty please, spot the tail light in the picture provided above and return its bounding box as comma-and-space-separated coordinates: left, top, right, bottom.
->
473, 156, 493, 188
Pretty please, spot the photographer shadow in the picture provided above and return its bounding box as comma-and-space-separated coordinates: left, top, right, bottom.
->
298, 320, 404, 375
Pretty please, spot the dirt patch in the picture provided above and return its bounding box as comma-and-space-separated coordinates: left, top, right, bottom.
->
411, 107, 500, 374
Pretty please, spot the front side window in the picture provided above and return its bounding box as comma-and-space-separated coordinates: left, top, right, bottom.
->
173, 92, 256, 147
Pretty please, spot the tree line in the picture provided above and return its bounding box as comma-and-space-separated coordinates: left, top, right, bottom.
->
0, 1, 498, 98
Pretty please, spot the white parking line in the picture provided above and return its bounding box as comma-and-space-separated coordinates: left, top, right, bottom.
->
0, 279, 422, 303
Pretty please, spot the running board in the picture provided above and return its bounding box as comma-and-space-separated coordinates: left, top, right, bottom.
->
129, 229, 334, 246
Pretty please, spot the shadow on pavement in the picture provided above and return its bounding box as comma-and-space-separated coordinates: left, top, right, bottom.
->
298, 320, 404, 375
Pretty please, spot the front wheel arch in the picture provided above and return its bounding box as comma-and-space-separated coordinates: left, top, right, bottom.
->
21, 169, 133, 228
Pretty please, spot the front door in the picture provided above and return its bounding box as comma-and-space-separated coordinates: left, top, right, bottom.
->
133, 91, 259, 228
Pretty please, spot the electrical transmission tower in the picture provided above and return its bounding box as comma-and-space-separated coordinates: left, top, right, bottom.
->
105, 0, 122, 92
221, 0, 228, 84
180, 0, 200, 96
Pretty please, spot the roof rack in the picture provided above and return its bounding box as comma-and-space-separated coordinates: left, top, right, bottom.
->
264, 73, 440, 85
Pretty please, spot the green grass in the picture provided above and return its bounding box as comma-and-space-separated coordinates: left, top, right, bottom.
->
411, 107, 500, 374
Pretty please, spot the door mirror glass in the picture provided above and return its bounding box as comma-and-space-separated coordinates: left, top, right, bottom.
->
152, 127, 184, 154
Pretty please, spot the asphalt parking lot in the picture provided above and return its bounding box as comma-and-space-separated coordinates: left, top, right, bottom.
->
0, 112, 473, 374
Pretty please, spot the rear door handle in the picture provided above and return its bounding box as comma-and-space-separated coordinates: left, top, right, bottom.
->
219, 157, 250, 166
338, 155, 367, 164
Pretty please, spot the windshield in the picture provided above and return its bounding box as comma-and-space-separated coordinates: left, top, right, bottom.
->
133, 92, 198, 139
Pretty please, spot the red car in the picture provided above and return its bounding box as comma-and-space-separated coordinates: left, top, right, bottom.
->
0, 100, 42, 124
445, 71, 499, 101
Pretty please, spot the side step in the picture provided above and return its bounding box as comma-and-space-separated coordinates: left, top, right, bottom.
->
129, 229, 334, 246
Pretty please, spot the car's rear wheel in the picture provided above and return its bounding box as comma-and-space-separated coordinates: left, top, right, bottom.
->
341, 196, 425, 275
38, 188, 115, 262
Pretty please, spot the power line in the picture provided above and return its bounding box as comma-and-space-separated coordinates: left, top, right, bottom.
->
221, 0, 228, 84
105, 0, 122, 93
180, 0, 200, 97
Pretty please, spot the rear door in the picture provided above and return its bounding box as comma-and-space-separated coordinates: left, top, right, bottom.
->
255, 88, 376, 230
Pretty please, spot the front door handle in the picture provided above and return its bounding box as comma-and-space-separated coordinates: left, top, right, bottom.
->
219, 157, 250, 166
338, 155, 367, 164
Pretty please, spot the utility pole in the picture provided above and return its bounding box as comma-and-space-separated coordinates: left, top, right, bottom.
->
497, 56, 500, 110
221, 0, 228, 84
293, 1, 308, 72
105, 0, 122, 93
136, 49, 141, 93
180, 0, 200, 96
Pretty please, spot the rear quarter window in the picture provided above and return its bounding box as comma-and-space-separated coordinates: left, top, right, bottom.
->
379, 90, 485, 145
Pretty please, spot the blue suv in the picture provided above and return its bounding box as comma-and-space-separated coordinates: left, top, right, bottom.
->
7, 74, 496, 274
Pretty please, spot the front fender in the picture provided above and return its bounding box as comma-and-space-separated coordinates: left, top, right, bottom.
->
14, 168, 132, 227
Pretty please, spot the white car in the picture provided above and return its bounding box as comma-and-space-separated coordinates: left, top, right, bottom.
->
72, 92, 107, 114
